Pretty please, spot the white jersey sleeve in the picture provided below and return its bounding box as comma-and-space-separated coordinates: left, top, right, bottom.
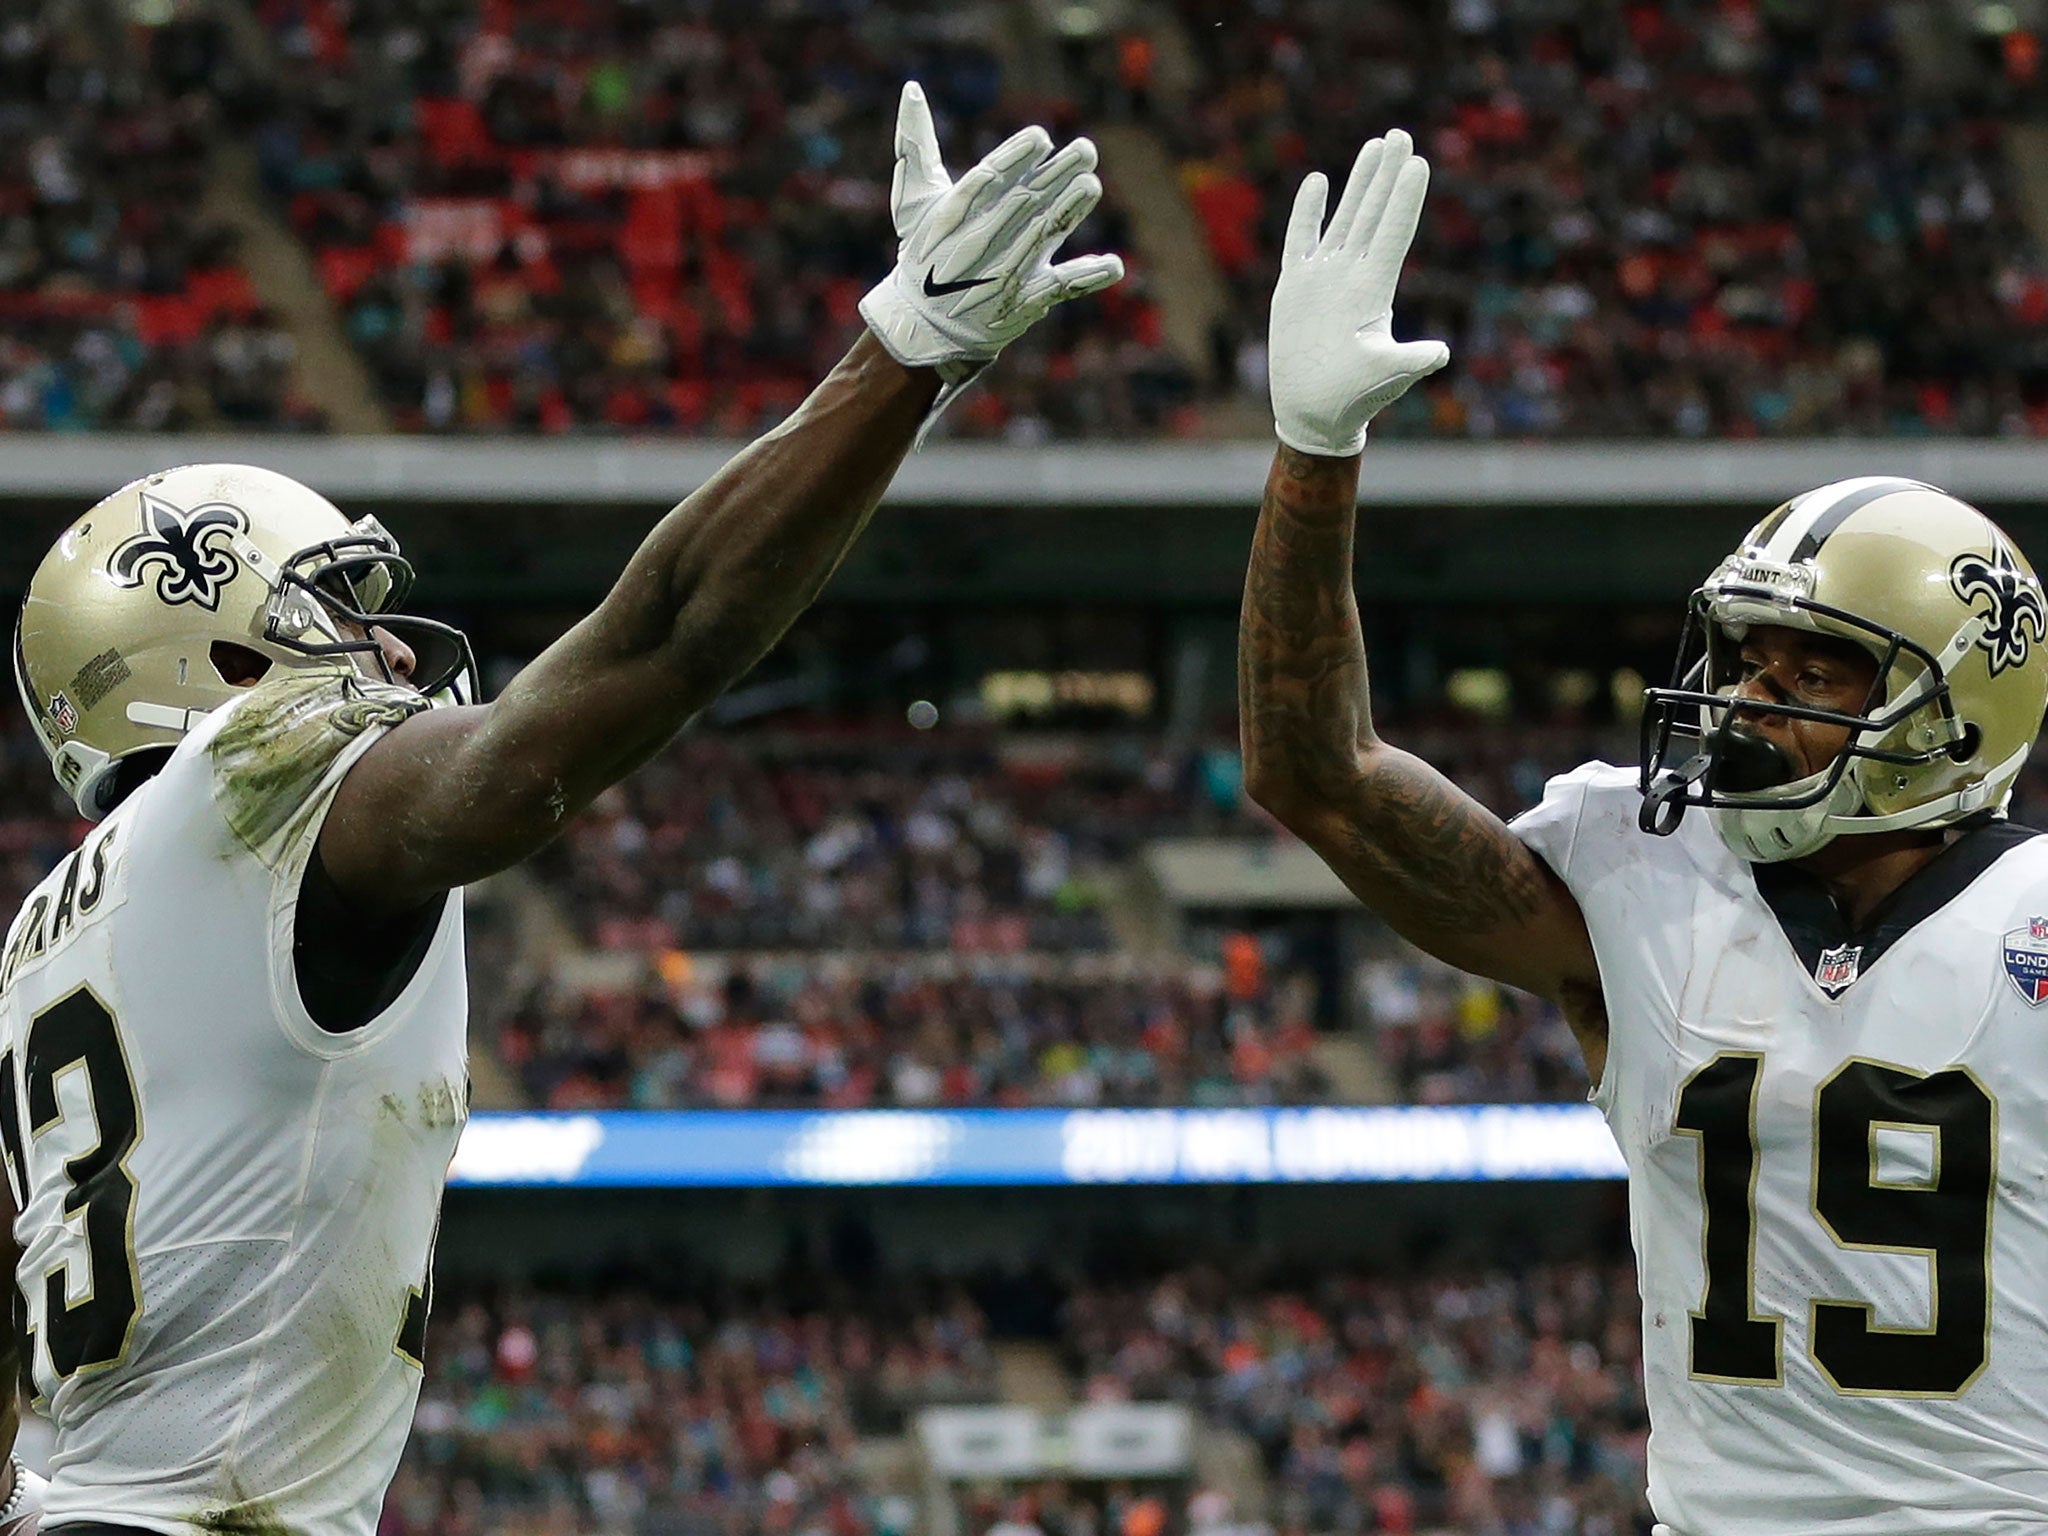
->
1515, 759, 2048, 1535
0, 665, 468, 1536
1511, 760, 1704, 1115
205, 664, 428, 871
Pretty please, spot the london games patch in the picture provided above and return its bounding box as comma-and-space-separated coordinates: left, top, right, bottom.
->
2004, 917, 2048, 1005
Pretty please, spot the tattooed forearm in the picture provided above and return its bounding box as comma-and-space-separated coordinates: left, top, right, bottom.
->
1238, 447, 1558, 945
1237, 446, 1375, 800
1238, 442, 1604, 1049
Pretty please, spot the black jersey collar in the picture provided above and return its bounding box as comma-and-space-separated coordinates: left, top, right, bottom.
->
1750, 818, 2040, 997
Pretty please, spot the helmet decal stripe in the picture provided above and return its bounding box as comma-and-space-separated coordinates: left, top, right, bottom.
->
1748, 494, 1809, 551
1752, 481, 1856, 562
1785, 477, 1932, 564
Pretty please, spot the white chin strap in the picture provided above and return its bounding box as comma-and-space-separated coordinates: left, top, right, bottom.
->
1708, 766, 1861, 863
1710, 740, 2030, 863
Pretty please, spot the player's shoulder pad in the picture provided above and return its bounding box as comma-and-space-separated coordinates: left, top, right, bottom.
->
1509, 760, 1648, 892
1970, 823, 2048, 915
207, 663, 428, 864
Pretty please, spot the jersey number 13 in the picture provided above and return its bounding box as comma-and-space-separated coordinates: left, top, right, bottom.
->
1677, 1051, 1994, 1397
0, 987, 142, 1389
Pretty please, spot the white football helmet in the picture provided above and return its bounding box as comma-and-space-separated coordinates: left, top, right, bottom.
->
1640, 476, 2048, 862
14, 463, 473, 819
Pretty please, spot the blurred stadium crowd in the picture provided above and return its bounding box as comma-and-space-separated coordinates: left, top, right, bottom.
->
13, 4, 2046, 1536
391, 1277, 995, 1536
24, 686, 2048, 1115
6, 1, 2048, 438
0, 696, 1623, 1113
382, 1259, 1648, 1536
1115, 0, 2048, 438
0, 13, 323, 430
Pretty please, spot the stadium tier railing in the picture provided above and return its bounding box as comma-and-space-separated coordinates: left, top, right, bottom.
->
9, 437, 2048, 506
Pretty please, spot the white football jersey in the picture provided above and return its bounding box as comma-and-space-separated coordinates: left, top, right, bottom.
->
0, 668, 467, 1536
1516, 762, 2048, 1535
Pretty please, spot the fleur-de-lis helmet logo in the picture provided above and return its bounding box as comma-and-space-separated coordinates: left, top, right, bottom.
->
1950, 542, 2048, 677
108, 493, 248, 611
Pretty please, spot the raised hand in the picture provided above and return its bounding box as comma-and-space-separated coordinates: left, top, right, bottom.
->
859, 82, 1125, 382
1268, 129, 1450, 458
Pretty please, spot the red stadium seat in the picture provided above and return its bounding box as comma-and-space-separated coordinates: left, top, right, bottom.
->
317, 247, 381, 303
187, 268, 257, 317
413, 98, 493, 167
131, 295, 206, 346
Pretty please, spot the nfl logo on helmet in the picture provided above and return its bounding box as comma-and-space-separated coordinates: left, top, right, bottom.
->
48, 692, 78, 737
2004, 918, 2048, 1005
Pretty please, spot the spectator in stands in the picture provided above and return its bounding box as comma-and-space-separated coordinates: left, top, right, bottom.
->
388, 1280, 995, 1536
0, 14, 321, 432
1063, 1262, 1652, 1535
253, 0, 1191, 439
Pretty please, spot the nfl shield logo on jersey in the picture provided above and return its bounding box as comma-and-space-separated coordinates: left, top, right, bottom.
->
2003, 918, 2048, 1005
1814, 943, 1862, 996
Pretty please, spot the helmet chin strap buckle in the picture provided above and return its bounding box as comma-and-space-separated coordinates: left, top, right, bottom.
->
1639, 721, 1801, 838
1640, 752, 1710, 835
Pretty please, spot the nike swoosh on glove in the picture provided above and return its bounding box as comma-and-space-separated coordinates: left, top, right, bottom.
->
859, 80, 1125, 386
1268, 128, 1450, 458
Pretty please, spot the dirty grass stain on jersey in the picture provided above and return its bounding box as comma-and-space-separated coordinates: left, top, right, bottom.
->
208, 666, 425, 865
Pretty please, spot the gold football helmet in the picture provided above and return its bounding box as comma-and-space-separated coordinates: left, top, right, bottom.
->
1640, 476, 2048, 862
13, 463, 473, 819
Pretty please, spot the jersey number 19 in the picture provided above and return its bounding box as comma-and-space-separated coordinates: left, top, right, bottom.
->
1677, 1051, 1994, 1397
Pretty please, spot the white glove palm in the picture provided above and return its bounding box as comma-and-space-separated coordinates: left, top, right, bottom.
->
1269, 129, 1450, 458
860, 82, 1125, 385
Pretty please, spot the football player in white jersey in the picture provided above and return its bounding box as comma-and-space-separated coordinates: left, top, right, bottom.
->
1241, 128, 2048, 1534
0, 84, 1120, 1536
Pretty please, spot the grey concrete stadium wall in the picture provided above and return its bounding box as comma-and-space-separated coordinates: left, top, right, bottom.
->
8, 439, 2048, 606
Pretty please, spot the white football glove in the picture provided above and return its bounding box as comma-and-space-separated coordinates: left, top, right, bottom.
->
860, 82, 1124, 425
1268, 129, 1450, 458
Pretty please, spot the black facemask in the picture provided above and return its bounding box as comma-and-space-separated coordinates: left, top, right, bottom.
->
264, 528, 477, 700
1637, 589, 1966, 839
